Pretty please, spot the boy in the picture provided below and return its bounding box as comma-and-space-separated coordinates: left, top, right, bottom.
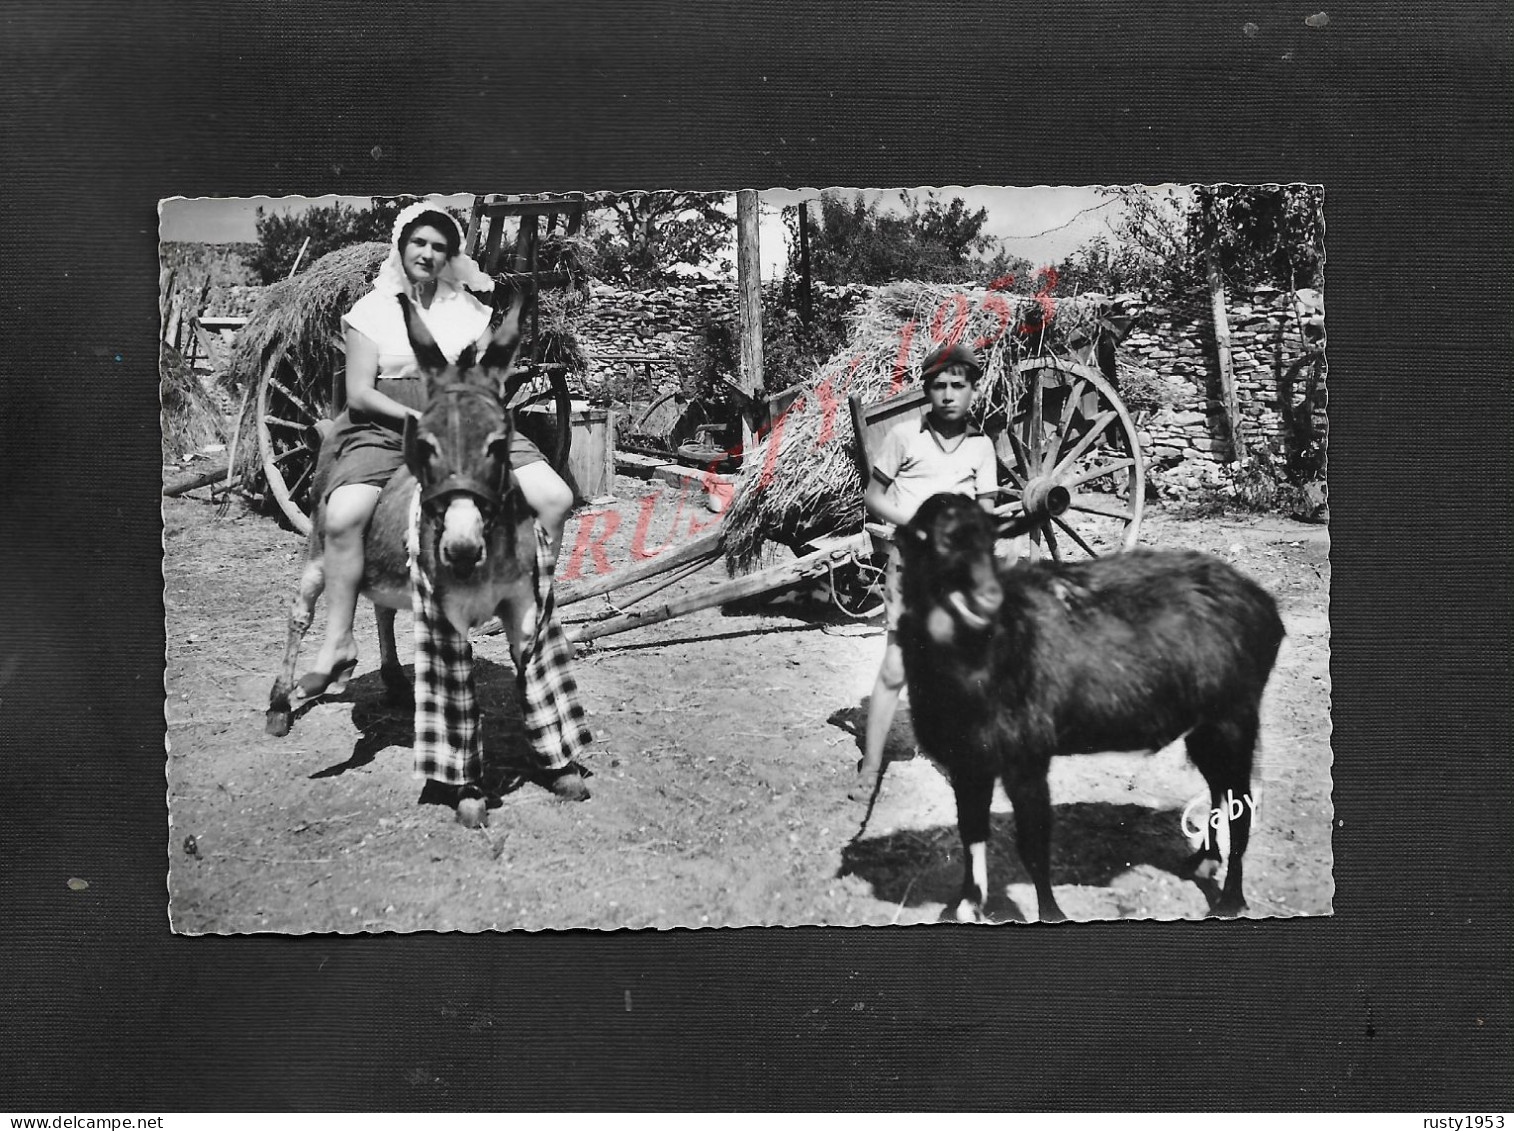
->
850, 341, 1000, 801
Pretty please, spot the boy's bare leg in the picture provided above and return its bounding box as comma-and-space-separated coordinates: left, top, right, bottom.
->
851, 633, 905, 800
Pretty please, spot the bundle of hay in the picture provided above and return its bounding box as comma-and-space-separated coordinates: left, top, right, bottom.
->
159, 344, 228, 464
721, 282, 1118, 573
222, 242, 389, 482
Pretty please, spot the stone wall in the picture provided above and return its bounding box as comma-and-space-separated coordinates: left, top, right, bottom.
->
577, 280, 873, 400
1122, 285, 1323, 496
576, 279, 1325, 495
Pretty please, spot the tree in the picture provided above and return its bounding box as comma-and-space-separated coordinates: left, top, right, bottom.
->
785, 190, 1014, 285
1051, 187, 1192, 296
584, 191, 734, 285
1188, 184, 1325, 292
243, 195, 454, 284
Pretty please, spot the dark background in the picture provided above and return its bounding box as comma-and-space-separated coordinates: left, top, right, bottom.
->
1, 0, 1509, 1111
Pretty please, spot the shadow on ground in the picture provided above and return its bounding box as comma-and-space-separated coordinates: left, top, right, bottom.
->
839, 801, 1203, 922
309, 658, 542, 796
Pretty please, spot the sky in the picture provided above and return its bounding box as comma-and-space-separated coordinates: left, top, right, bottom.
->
159, 184, 1186, 281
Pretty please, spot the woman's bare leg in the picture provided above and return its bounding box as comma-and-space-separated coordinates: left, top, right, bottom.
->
514, 461, 574, 571
301, 483, 381, 693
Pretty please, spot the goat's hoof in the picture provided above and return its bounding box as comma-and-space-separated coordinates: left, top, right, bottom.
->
456, 797, 489, 829
1210, 898, 1248, 919
543, 770, 590, 802
1039, 905, 1068, 924
1180, 850, 1222, 881
951, 900, 986, 924
265, 709, 291, 737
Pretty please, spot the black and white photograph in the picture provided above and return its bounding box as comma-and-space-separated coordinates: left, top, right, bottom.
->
162, 184, 1333, 932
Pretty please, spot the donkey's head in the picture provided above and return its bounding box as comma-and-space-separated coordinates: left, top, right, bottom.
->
399, 293, 526, 580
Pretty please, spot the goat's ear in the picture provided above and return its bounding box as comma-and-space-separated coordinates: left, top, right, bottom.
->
397, 293, 450, 376
479, 293, 526, 376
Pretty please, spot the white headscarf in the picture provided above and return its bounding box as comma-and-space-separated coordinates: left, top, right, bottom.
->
369, 198, 496, 298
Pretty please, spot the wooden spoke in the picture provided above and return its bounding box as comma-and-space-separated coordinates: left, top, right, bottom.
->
1010, 360, 1145, 559
268, 376, 316, 420
1005, 428, 1033, 483
1028, 376, 1044, 472
1052, 516, 1100, 558
262, 414, 310, 433
1068, 498, 1135, 521
285, 460, 314, 499
1064, 457, 1137, 490
1049, 409, 1118, 480
1042, 520, 1062, 562
271, 446, 306, 467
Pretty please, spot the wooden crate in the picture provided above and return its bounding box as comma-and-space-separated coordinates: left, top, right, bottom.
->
522, 405, 616, 502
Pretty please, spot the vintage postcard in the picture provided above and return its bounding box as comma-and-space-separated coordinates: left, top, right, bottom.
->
161, 184, 1332, 931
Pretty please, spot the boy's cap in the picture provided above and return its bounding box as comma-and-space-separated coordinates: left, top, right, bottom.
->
920, 342, 982, 382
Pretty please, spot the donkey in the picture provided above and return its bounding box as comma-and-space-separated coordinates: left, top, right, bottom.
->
265, 294, 550, 768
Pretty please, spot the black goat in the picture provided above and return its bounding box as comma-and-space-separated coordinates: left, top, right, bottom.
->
895, 493, 1285, 922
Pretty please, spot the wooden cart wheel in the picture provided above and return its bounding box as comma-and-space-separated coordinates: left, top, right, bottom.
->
502, 362, 573, 473
257, 351, 333, 535
996, 358, 1144, 561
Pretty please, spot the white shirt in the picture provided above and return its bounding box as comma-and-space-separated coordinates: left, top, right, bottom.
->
341, 285, 492, 380
871, 415, 999, 523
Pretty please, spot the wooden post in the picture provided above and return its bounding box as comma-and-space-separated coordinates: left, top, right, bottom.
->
798, 199, 813, 325
1208, 254, 1247, 462
287, 235, 312, 279
736, 189, 764, 454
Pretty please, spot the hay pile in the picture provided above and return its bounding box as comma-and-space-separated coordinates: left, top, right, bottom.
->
160, 345, 228, 463
223, 242, 390, 481
721, 282, 1118, 573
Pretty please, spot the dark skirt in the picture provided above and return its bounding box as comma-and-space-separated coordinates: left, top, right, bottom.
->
323, 376, 547, 501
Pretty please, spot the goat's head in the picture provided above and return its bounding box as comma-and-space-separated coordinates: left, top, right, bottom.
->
897, 493, 1004, 643
399, 292, 525, 580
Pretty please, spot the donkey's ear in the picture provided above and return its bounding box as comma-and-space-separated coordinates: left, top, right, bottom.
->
455, 342, 478, 372
478, 293, 526, 376
402, 414, 434, 479
397, 293, 449, 375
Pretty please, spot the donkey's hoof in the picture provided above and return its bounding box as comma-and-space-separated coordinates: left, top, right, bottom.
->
544, 770, 590, 802
265, 709, 292, 738
455, 797, 489, 829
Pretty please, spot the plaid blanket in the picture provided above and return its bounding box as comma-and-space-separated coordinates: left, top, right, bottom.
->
409, 488, 593, 786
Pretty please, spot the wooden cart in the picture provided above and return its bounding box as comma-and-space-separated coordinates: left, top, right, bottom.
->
558, 354, 1145, 645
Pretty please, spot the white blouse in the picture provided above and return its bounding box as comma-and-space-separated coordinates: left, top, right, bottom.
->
341, 285, 492, 380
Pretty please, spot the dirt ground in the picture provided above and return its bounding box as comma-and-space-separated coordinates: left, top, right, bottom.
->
164, 473, 1334, 933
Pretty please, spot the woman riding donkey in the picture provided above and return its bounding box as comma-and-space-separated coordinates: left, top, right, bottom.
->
283, 200, 589, 806
294, 201, 575, 704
